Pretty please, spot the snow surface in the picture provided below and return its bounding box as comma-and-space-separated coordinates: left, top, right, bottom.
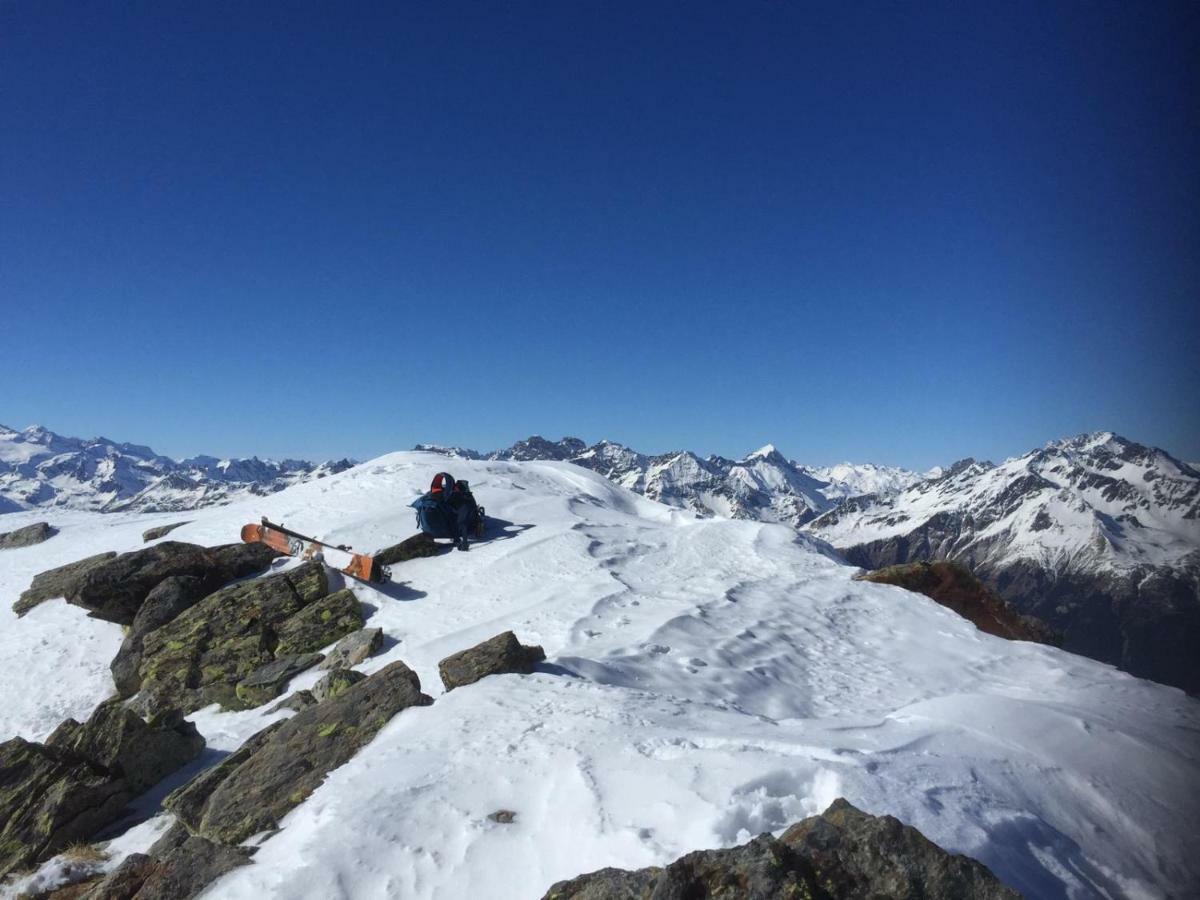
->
1, 453, 1198, 899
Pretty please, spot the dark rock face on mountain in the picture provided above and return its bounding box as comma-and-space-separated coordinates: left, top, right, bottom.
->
809, 433, 1200, 694
438, 630, 546, 691
859, 561, 1059, 645
0, 423, 354, 514
0, 521, 56, 549
67, 541, 280, 625
13, 551, 117, 617
165, 660, 431, 844
543, 798, 1018, 900
136, 563, 362, 717
0, 701, 204, 879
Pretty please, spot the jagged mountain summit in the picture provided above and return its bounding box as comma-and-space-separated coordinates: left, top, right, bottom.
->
0, 424, 354, 514
418, 436, 923, 527
806, 431, 1200, 693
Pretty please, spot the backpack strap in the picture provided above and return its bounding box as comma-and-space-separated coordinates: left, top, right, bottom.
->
431, 472, 456, 494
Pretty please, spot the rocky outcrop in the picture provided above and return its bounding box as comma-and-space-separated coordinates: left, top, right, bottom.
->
67, 542, 280, 625
111, 576, 210, 698
135, 563, 362, 717
0, 521, 56, 549
858, 561, 1059, 645
13, 552, 117, 617
0, 702, 204, 879
235, 654, 324, 707
165, 660, 431, 844
268, 690, 317, 713
142, 522, 190, 542
542, 798, 1018, 899
438, 631, 546, 691
312, 668, 365, 702
373, 533, 441, 565
319, 627, 383, 670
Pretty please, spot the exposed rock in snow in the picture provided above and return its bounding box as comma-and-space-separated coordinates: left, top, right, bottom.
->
544, 798, 1019, 900
14, 551, 116, 617
141, 522, 190, 542
437, 630, 546, 691
0, 423, 353, 514
0, 520, 56, 549
318, 627, 383, 670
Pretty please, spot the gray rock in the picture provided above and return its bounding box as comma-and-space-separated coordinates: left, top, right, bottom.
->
135, 563, 336, 717
72, 830, 252, 900
273, 588, 364, 657
311, 668, 366, 702
0, 521, 56, 549
164, 660, 431, 845
0, 702, 205, 879
542, 798, 1019, 900
374, 533, 441, 566
111, 576, 210, 698
69, 541, 279, 625
235, 653, 324, 707
438, 630, 546, 691
488, 809, 517, 824
319, 627, 384, 670
267, 690, 317, 713
13, 551, 117, 617
142, 522, 191, 542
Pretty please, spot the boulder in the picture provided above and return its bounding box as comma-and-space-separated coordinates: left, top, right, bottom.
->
45, 700, 204, 794
0, 703, 205, 879
373, 533, 441, 565
0, 521, 56, 549
268, 690, 317, 713
68, 829, 252, 900
318, 627, 383, 670
14, 552, 117, 617
135, 563, 340, 716
68, 541, 279, 625
311, 668, 366, 702
235, 653, 324, 707
165, 660, 432, 845
142, 522, 191, 542
438, 631, 546, 691
541, 798, 1019, 900
111, 576, 210, 698
274, 588, 364, 656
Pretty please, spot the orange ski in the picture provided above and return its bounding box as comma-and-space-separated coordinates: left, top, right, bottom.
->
241, 518, 389, 583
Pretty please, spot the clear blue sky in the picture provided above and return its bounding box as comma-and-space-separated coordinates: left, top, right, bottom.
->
2, 1, 1197, 469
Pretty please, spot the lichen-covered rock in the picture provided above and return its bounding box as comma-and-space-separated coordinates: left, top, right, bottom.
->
319, 627, 383, 670
111, 576, 210, 698
0, 738, 130, 879
235, 653, 324, 707
0, 703, 205, 879
135, 563, 331, 716
373, 532, 441, 565
68, 541, 279, 625
142, 522, 190, 542
13, 551, 117, 617
541, 798, 1020, 900
311, 668, 366, 702
0, 521, 56, 549
68, 830, 252, 900
273, 588, 363, 656
165, 660, 432, 845
268, 690, 317, 713
45, 700, 204, 795
438, 630, 546, 691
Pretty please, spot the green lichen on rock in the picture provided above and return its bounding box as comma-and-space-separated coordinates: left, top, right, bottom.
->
274, 588, 363, 657
312, 668, 366, 703
235, 653, 324, 708
13, 551, 117, 617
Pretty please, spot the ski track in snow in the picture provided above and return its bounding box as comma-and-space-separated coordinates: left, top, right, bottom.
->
1, 453, 1198, 900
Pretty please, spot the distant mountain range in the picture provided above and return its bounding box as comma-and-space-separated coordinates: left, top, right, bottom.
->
0, 424, 354, 514
419, 432, 1200, 694
416, 436, 927, 527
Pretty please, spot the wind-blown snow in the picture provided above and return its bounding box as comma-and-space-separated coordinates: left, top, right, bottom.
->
1, 453, 1197, 899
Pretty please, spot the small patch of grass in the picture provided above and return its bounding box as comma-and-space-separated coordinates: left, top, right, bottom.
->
60, 841, 109, 863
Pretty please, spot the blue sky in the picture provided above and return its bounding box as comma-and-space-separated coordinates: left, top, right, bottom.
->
2, 2, 1196, 469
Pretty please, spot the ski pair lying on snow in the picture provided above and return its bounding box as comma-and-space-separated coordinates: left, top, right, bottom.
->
240, 518, 390, 583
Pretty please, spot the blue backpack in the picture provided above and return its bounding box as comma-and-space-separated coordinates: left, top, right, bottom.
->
411, 472, 482, 544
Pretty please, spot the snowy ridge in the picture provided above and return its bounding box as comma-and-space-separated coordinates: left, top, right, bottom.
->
1, 451, 1197, 898
807, 432, 1200, 573
423, 436, 923, 528
0, 424, 354, 514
